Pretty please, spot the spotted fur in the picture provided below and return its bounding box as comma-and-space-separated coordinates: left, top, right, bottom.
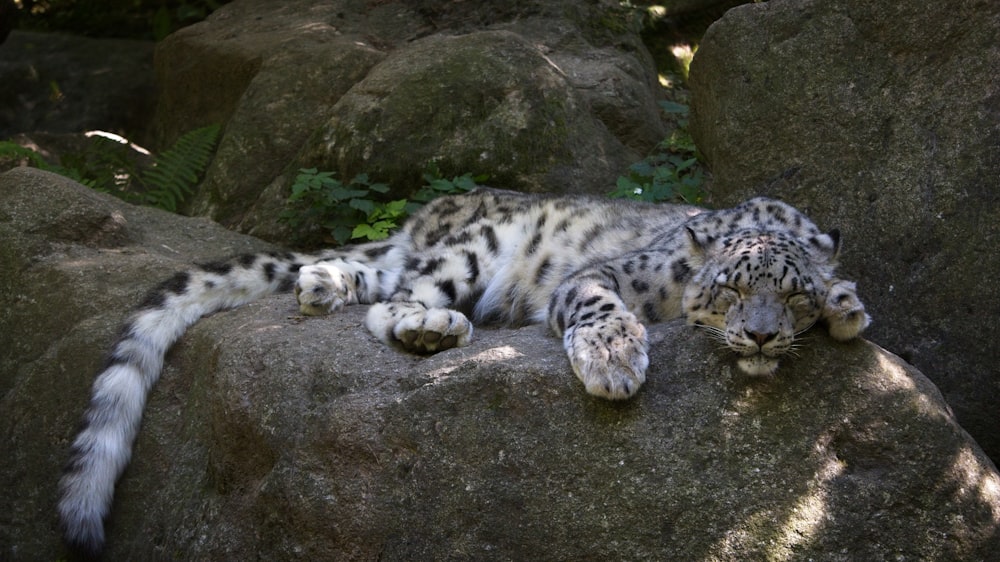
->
58, 187, 869, 555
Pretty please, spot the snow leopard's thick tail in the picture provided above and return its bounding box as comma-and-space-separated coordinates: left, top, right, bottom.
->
57, 251, 307, 557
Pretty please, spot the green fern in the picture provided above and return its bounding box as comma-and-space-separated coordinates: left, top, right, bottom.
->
1, 126, 220, 211
141, 124, 221, 212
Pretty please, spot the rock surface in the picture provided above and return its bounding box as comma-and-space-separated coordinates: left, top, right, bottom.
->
151, 0, 667, 242
3, 168, 999, 559
689, 0, 1000, 462
0, 30, 156, 141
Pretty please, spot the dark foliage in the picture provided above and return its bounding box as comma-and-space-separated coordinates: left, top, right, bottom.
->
10, 0, 231, 41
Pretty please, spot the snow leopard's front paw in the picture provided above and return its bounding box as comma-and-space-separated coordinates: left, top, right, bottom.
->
823, 280, 871, 341
295, 264, 357, 316
565, 313, 649, 400
365, 302, 472, 353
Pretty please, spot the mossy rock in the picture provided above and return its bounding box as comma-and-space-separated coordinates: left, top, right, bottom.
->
303, 30, 629, 199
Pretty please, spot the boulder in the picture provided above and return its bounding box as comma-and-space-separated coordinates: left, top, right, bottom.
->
688, 0, 1000, 462
0, 0, 13, 45
0, 30, 156, 141
2, 168, 999, 559
151, 0, 667, 242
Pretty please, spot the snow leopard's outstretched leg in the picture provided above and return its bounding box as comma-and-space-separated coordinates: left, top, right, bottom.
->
547, 267, 651, 400
58, 252, 310, 556
544, 247, 689, 400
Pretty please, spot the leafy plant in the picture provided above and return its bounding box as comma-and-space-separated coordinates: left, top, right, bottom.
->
411, 162, 485, 205
0, 140, 95, 186
280, 163, 484, 245
609, 101, 707, 204
280, 169, 400, 245
350, 199, 410, 242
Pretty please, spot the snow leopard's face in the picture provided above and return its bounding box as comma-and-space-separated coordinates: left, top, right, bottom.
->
682, 230, 836, 375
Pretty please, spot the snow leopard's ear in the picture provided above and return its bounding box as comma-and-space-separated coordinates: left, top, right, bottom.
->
809, 229, 841, 260
685, 226, 717, 254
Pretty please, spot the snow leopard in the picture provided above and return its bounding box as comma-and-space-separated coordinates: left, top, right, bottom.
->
58, 187, 870, 555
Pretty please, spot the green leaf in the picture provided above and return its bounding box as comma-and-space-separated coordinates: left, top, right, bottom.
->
332, 225, 353, 245
384, 199, 408, 214
351, 223, 376, 239
349, 198, 376, 214
609, 176, 644, 199
352, 220, 394, 241
329, 187, 369, 201
449, 174, 479, 192
629, 160, 655, 177
674, 157, 698, 172
658, 101, 690, 115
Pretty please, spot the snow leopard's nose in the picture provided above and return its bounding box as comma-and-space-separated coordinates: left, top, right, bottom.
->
745, 329, 778, 346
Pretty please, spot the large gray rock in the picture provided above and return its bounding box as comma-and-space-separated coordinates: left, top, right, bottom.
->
688, 0, 1000, 462
0, 30, 156, 140
152, 0, 666, 243
3, 168, 999, 559
302, 29, 639, 202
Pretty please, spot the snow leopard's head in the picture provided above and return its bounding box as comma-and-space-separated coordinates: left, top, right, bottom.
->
681, 226, 839, 376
